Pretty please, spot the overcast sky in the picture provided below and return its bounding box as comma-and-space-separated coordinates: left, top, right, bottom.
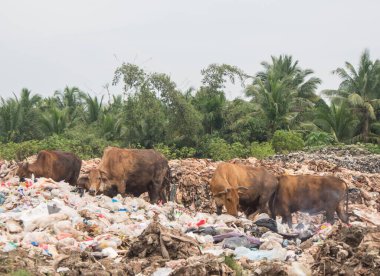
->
1, 0, 379, 100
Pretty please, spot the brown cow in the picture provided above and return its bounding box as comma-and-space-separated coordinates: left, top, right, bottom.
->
85, 147, 169, 204
269, 175, 349, 227
16, 150, 82, 186
210, 163, 278, 217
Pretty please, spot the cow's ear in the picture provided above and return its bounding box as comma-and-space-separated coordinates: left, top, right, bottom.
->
99, 169, 108, 178
237, 186, 248, 195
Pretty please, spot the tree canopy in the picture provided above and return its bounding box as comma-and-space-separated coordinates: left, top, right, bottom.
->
1, 50, 379, 160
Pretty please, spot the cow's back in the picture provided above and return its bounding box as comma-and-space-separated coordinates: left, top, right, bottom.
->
210, 163, 250, 193
100, 147, 168, 181
33, 150, 81, 185
276, 175, 346, 213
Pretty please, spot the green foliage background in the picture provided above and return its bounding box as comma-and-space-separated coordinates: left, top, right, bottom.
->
1, 50, 379, 161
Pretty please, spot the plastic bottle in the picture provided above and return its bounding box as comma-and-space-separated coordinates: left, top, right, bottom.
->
131, 200, 138, 212
2, 242, 17, 252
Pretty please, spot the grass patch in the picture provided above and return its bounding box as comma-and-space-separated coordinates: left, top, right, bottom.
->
224, 256, 244, 276
10, 269, 31, 276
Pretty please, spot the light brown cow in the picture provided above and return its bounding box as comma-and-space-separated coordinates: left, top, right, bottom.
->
84, 147, 169, 204
210, 163, 278, 217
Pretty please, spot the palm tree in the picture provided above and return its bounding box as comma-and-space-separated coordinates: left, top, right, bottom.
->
314, 100, 358, 142
82, 94, 104, 123
99, 113, 122, 140
0, 89, 42, 142
54, 86, 85, 121
40, 107, 68, 135
246, 55, 321, 134
192, 87, 226, 134
19, 88, 41, 110
323, 49, 380, 143
0, 98, 22, 142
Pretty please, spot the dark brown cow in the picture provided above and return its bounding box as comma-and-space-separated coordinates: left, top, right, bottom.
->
16, 150, 82, 186
210, 163, 278, 217
85, 147, 169, 204
270, 175, 349, 227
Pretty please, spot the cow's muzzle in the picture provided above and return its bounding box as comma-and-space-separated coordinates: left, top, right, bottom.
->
216, 206, 222, 215
89, 189, 96, 196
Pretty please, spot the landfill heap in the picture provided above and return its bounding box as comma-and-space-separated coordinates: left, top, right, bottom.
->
0, 149, 379, 275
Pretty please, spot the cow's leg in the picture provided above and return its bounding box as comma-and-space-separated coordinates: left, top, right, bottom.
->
257, 195, 272, 215
326, 210, 335, 224
159, 188, 167, 203
148, 181, 160, 204
116, 181, 126, 197
285, 215, 292, 229
336, 203, 348, 223
281, 208, 292, 229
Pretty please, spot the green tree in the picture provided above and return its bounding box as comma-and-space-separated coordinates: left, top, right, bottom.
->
193, 64, 249, 135
0, 89, 42, 142
113, 64, 203, 147
246, 55, 321, 135
40, 107, 68, 135
314, 100, 358, 142
54, 86, 85, 122
122, 89, 167, 148
323, 49, 380, 143
0, 98, 22, 142
222, 99, 268, 143
82, 94, 104, 123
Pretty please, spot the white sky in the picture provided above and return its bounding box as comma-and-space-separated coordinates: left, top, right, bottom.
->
0, 0, 379, 100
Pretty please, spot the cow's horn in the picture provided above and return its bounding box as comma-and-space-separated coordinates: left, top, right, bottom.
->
237, 186, 249, 190
99, 169, 108, 176
216, 189, 228, 195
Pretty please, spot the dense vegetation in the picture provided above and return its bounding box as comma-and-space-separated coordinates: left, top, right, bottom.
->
1, 50, 380, 161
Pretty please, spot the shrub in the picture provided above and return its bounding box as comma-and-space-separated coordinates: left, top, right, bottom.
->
0, 140, 44, 161
154, 143, 177, 159
0, 132, 121, 161
357, 143, 380, 154
230, 142, 249, 159
154, 143, 196, 160
271, 130, 305, 153
204, 138, 232, 161
202, 138, 248, 161
305, 131, 335, 147
249, 142, 275, 159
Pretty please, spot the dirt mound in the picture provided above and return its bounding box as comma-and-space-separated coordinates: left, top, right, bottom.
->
269, 147, 380, 173
312, 225, 380, 275
128, 214, 201, 260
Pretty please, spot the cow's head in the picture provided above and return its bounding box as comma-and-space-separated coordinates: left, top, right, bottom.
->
212, 188, 238, 216
88, 169, 109, 195
16, 162, 31, 180
213, 186, 250, 216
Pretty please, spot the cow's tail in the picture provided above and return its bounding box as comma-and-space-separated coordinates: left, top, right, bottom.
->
164, 168, 174, 202
269, 189, 277, 220
342, 178, 350, 223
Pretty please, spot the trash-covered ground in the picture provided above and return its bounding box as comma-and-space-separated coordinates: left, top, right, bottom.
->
0, 148, 379, 275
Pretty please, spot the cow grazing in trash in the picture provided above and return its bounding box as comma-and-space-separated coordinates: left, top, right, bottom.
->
16, 150, 82, 186
210, 163, 278, 217
84, 146, 170, 204
269, 175, 349, 227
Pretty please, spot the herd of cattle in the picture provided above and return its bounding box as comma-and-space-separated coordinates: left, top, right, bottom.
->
15, 147, 350, 227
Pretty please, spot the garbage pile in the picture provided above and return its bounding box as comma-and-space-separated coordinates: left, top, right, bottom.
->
0, 150, 379, 275
268, 146, 380, 173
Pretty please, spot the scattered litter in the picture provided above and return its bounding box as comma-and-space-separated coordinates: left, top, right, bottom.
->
234, 246, 287, 261
0, 149, 379, 274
